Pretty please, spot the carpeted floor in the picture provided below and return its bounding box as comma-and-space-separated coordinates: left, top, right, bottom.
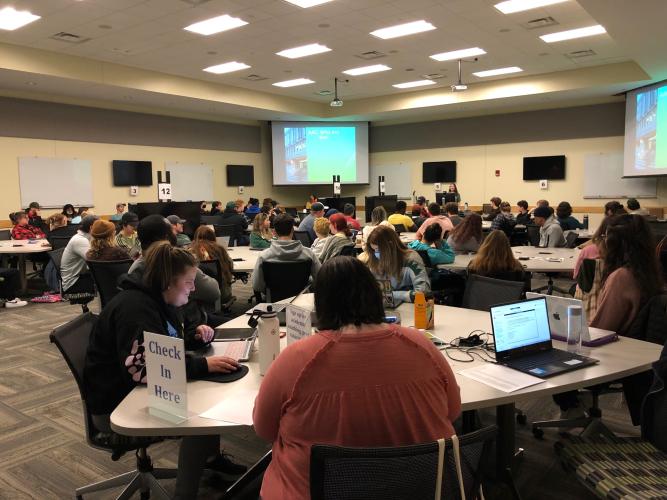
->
0, 274, 638, 499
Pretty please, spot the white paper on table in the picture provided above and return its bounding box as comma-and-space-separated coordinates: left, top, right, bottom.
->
199, 389, 258, 426
458, 363, 545, 393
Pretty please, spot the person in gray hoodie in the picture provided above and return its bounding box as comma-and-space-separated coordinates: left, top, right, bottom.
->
252, 213, 321, 295
533, 205, 566, 248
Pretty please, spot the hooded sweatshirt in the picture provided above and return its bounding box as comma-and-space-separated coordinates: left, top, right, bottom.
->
252, 239, 321, 293
318, 233, 355, 263
83, 272, 209, 415
539, 215, 566, 248
408, 240, 455, 266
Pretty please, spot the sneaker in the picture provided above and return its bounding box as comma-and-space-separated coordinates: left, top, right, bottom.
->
205, 453, 248, 480
5, 298, 28, 308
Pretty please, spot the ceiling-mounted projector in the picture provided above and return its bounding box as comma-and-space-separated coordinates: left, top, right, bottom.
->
451, 83, 468, 92
330, 77, 346, 107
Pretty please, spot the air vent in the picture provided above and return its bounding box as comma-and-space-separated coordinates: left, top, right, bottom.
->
316, 89, 333, 96
521, 17, 558, 30
354, 50, 386, 60
242, 74, 268, 81
49, 32, 90, 44
565, 49, 597, 59
421, 73, 446, 80
179, 0, 212, 5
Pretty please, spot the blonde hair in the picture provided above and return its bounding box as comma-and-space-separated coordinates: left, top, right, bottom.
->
48, 213, 67, 231
252, 213, 272, 240
468, 230, 523, 275
313, 217, 330, 238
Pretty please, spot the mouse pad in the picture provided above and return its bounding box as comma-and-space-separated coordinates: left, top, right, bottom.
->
200, 364, 249, 383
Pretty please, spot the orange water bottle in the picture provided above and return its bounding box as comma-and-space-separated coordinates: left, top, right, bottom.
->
414, 291, 434, 330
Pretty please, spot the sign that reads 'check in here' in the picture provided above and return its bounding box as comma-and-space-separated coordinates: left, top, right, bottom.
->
144, 331, 188, 423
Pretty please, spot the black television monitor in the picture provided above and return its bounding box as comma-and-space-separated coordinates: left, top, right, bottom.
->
436, 192, 458, 205
112, 160, 153, 186
227, 165, 254, 186
128, 201, 201, 237
422, 161, 456, 183
523, 155, 566, 180
319, 197, 356, 213
364, 195, 398, 222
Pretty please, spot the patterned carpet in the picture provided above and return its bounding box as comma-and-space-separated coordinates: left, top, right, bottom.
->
0, 275, 639, 499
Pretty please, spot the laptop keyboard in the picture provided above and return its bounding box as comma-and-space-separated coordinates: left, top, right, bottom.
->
506, 349, 574, 370
221, 340, 252, 361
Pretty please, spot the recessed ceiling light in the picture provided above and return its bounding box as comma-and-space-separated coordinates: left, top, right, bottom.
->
494, 0, 568, 14
430, 47, 486, 62
370, 20, 436, 40
204, 61, 251, 74
343, 64, 391, 76
276, 43, 331, 59
0, 7, 40, 31
540, 24, 606, 43
392, 80, 436, 89
283, 0, 335, 7
473, 66, 523, 77
184, 14, 247, 36
273, 78, 315, 87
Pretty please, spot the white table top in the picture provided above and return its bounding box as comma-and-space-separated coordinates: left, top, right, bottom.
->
110, 294, 661, 436
0, 239, 51, 254
439, 246, 578, 273
227, 245, 261, 273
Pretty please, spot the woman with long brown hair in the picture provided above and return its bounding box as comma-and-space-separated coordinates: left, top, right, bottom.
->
364, 225, 430, 303
447, 213, 483, 253
190, 225, 234, 303
467, 230, 525, 283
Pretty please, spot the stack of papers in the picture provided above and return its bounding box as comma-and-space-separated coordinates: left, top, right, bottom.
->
199, 389, 258, 425
458, 364, 545, 393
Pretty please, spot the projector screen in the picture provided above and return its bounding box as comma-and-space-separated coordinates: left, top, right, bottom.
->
271, 121, 369, 185
624, 81, 667, 177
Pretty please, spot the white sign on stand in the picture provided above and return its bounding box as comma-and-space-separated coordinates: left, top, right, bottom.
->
333, 181, 341, 195
158, 183, 172, 201
286, 305, 312, 345
144, 332, 188, 423
434, 182, 442, 193
129, 185, 139, 196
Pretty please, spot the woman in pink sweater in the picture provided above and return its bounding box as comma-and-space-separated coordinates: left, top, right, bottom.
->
253, 257, 461, 500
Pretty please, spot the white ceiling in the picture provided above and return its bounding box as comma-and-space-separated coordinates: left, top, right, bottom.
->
0, 0, 664, 122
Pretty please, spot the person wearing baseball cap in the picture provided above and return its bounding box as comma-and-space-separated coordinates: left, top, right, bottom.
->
167, 215, 192, 247
297, 201, 325, 241
115, 212, 140, 257
221, 200, 249, 246
86, 220, 130, 261
110, 202, 127, 222
533, 205, 566, 248
26, 201, 47, 233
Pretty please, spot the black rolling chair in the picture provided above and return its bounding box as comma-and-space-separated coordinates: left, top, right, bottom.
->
49, 313, 175, 500
47, 248, 96, 312
294, 230, 313, 248
416, 249, 433, 268
87, 259, 133, 309
213, 224, 238, 246
338, 245, 358, 257
462, 274, 525, 312
310, 426, 500, 500
565, 231, 579, 249
0, 229, 10, 241
526, 225, 540, 247
201, 215, 224, 225
199, 259, 236, 311
259, 260, 313, 303
48, 235, 72, 251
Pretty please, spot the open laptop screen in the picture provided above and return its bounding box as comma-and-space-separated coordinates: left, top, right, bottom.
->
491, 298, 551, 356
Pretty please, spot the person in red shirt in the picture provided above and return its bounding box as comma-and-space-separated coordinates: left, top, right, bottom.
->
342, 203, 361, 231
11, 212, 46, 240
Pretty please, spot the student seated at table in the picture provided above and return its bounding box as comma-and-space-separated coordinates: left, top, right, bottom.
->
490, 201, 516, 236
416, 203, 454, 240
209, 200, 222, 216
318, 213, 355, 263
408, 223, 455, 266
387, 201, 418, 232
310, 217, 331, 258
411, 195, 428, 217
533, 205, 566, 248
515, 200, 531, 225
84, 241, 244, 499
250, 213, 273, 250
61, 203, 76, 222
342, 203, 361, 231
245, 198, 260, 215
115, 212, 140, 258
253, 256, 461, 500
554, 214, 664, 420
70, 207, 90, 225
11, 211, 46, 240
604, 200, 626, 217
61, 215, 98, 294
572, 217, 609, 319
445, 202, 462, 226
109, 202, 126, 222
47, 213, 68, 233
556, 201, 584, 230
626, 198, 650, 216
86, 220, 130, 261
305, 194, 318, 210
364, 225, 430, 303
252, 214, 321, 296
467, 230, 526, 285
361, 206, 393, 251
221, 200, 250, 246
447, 213, 483, 254
26, 202, 47, 233
190, 225, 234, 304
297, 202, 325, 242
483, 197, 502, 221
167, 215, 192, 247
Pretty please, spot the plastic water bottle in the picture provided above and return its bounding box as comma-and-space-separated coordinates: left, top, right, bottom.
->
566, 305, 583, 353
583, 214, 589, 230
258, 305, 280, 375
464, 202, 469, 211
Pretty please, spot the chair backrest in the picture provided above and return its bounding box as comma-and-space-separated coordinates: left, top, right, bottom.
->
310, 425, 497, 500
262, 260, 313, 302
198, 259, 223, 289
201, 215, 224, 225
339, 245, 358, 257
58, 224, 81, 237
392, 223, 407, 233
416, 249, 433, 268
641, 338, 667, 452
462, 274, 525, 312
0, 229, 10, 241
565, 231, 579, 248
49, 235, 72, 250
48, 248, 65, 273
213, 224, 236, 237
294, 230, 313, 248
526, 225, 540, 247
87, 259, 133, 308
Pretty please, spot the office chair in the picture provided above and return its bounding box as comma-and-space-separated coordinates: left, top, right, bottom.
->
310, 426, 505, 500
526, 226, 540, 247
462, 274, 525, 312
87, 259, 133, 309
48, 235, 72, 251
201, 215, 224, 225
260, 260, 313, 303
213, 224, 237, 246
0, 229, 10, 241
199, 259, 236, 311
338, 245, 358, 257
49, 313, 176, 500
47, 248, 96, 312
294, 230, 313, 248
565, 231, 579, 249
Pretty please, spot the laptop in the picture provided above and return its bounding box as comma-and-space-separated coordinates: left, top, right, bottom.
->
244, 284, 318, 326
526, 293, 617, 345
490, 297, 598, 378
378, 279, 404, 309
216, 235, 230, 248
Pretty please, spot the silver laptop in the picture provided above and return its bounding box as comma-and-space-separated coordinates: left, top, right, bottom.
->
216, 236, 230, 248
526, 293, 616, 343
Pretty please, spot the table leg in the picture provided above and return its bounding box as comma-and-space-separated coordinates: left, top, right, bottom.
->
17, 255, 27, 294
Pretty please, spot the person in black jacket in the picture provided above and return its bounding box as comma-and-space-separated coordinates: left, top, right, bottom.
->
515, 200, 532, 225
221, 200, 249, 246
84, 242, 244, 498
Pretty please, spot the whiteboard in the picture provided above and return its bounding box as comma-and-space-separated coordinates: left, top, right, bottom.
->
19, 157, 93, 208
166, 162, 214, 202
369, 163, 413, 199
583, 152, 656, 199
